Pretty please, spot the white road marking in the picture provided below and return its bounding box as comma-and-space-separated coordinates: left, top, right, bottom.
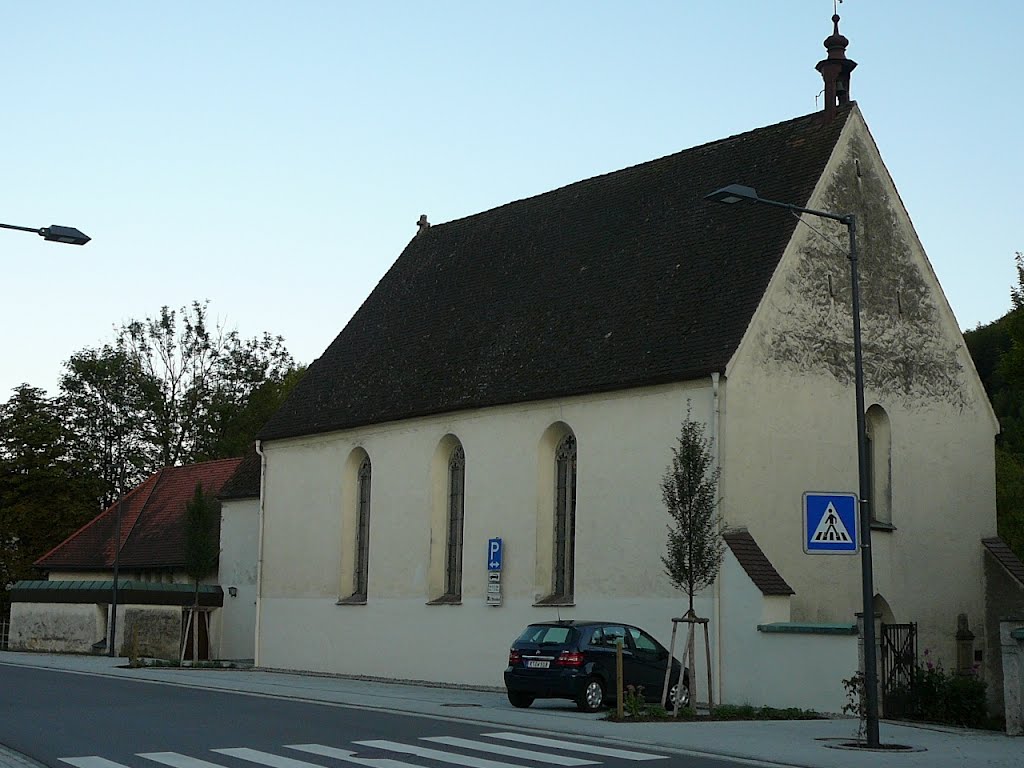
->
213, 748, 323, 768
354, 740, 530, 768
139, 753, 228, 768
60, 759, 132, 768
480, 733, 666, 761
286, 744, 424, 768
421, 737, 598, 766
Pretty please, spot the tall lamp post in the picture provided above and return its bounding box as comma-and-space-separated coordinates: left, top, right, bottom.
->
705, 184, 879, 747
0, 222, 90, 245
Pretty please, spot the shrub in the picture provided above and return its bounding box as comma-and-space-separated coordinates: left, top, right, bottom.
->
890, 652, 988, 729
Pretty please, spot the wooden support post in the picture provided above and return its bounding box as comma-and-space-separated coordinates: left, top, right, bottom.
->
616, 638, 624, 719
661, 620, 679, 707
703, 621, 713, 711
674, 627, 693, 716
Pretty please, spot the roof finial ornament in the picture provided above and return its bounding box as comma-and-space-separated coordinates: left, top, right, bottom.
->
816, 0, 857, 122
416, 214, 431, 235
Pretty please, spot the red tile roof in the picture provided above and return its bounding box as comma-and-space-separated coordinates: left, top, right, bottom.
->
35, 458, 243, 571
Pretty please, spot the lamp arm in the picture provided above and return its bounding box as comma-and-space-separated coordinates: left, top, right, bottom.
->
0, 222, 41, 234
750, 196, 851, 224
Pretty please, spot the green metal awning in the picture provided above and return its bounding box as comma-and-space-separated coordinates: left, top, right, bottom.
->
10, 580, 223, 607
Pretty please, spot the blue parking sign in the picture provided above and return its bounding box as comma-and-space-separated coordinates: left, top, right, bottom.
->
803, 492, 859, 554
487, 538, 503, 570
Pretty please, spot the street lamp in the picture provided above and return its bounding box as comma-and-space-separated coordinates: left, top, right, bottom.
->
705, 183, 880, 747
0, 221, 90, 245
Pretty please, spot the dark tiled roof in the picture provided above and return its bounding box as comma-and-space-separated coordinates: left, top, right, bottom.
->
218, 448, 261, 500
35, 458, 243, 571
983, 537, 1024, 586
723, 528, 795, 596
258, 106, 854, 441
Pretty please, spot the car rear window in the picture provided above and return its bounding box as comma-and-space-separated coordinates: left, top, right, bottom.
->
516, 625, 578, 645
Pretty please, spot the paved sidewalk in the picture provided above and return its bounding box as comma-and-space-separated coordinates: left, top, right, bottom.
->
1, 651, 1019, 768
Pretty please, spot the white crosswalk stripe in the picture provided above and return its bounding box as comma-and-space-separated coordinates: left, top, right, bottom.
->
60, 758, 132, 768
58, 729, 669, 768
287, 744, 426, 768
480, 733, 666, 761
354, 740, 530, 768
213, 748, 321, 768
140, 752, 228, 768
420, 737, 598, 766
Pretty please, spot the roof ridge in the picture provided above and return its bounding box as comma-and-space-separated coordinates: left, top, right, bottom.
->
32, 468, 163, 567
424, 105, 857, 234
165, 456, 244, 470
259, 102, 853, 441
117, 467, 172, 556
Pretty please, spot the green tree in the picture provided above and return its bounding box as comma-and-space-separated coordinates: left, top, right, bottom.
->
119, 301, 295, 466
60, 344, 153, 506
60, 300, 298, 479
182, 481, 221, 661
964, 251, 1024, 560
661, 411, 725, 612
0, 385, 101, 615
659, 405, 725, 713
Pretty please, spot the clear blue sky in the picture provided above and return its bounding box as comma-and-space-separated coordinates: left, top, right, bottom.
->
2, 1, 1021, 398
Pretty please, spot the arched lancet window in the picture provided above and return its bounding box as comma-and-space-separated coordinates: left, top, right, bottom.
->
354, 456, 372, 598
553, 434, 577, 599
865, 405, 892, 526
444, 445, 466, 598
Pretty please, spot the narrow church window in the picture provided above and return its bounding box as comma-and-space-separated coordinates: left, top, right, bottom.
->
865, 405, 893, 527
354, 456, 372, 598
553, 434, 577, 600
445, 445, 466, 599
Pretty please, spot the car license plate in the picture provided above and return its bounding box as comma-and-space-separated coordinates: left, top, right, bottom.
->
526, 660, 550, 669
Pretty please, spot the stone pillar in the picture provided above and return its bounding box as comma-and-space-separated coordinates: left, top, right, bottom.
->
857, 612, 884, 717
1001, 620, 1024, 737
956, 613, 976, 677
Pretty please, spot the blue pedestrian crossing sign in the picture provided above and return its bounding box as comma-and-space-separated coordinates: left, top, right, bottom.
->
803, 492, 859, 554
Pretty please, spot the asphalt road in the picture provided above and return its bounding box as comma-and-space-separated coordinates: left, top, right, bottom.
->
2, 666, 746, 768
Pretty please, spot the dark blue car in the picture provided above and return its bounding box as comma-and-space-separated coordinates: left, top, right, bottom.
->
504, 620, 689, 712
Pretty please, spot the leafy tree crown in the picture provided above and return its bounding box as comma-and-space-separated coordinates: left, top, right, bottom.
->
660, 405, 725, 612
184, 482, 221, 583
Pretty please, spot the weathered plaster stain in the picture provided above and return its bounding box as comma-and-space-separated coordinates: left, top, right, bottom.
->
760, 134, 965, 405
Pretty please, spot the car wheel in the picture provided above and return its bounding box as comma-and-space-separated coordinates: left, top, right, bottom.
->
666, 681, 691, 709
506, 691, 534, 708
577, 676, 605, 712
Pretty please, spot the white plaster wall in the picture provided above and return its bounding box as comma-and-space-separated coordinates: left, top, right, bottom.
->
719, 549, 855, 713
10, 602, 105, 653
737, 631, 858, 714
258, 382, 717, 685
721, 107, 998, 669
216, 497, 259, 660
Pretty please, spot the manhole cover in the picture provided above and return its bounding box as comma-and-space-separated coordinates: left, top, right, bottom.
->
441, 703, 482, 708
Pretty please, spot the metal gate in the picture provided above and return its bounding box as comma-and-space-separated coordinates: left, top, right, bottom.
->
880, 622, 917, 717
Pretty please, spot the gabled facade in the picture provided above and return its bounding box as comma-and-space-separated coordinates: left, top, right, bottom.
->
10, 458, 242, 658
252, 20, 1003, 711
